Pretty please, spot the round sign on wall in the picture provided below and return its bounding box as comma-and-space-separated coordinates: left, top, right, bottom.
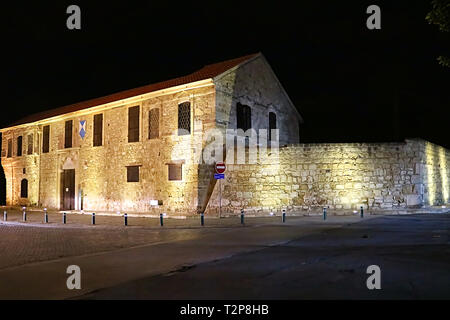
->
215, 162, 226, 174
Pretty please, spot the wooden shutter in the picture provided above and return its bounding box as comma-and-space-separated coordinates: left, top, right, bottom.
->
27, 134, 33, 155
168, 164, 182, 181
128, 106, 140, 142
42, 125, 50, 153
7, 139, 12, 158
127, 166, 140, 182
17, 136, 22, 156
93, 113, 103, 146
65, 120, 73, 148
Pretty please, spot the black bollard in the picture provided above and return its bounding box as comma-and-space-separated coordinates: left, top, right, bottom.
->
201, 212, 204, 226
160, 213, 164, 227
323, 207, 327, 220
240, 209, 245, 225
124, 213, 128, 226
3, 211, 7, 221
44, 208, 48, 223
63, 212, 66, 224
360, 206, 364, 218
282, 209, 286, 223
92, 212, 96, 225
22, 208, 27, 222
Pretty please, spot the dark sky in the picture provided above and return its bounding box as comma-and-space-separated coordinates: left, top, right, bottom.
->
2, 0, 449, 147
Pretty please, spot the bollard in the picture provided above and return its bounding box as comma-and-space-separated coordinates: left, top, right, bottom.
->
160, 213, 164, 227
124, 213, 128, 226
22, 208, 27, 222
92, 212, 96, 225
3, 211, 7, 221
240, 209, 245, 225
44, 208, 48, 223
282, 209, 286, 223
360, 206, 364, 218
323, 207, 327, 220
200, 212, 204, 226
63, 212, 66, 224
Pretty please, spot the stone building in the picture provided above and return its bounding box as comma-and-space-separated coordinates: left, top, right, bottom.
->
1, 53, 449, 215
0, 53, 302, 214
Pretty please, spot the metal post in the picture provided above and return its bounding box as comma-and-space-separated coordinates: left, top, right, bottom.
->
240, 209, 245, 225
44, 208, 48, 223
160, 213, 164, 227
63, 212, 66, 224
282, 209, 286, 223
22, 208, 26, 222
360, 206, 364, 218
219, 179, 222, 219
201, 212, 204, 226
3, 211, 7, 221
92, 212, 96, 225
124, 213, 128, 226
323, 207, 327, 220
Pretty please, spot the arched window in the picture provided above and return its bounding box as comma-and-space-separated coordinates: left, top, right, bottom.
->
269, 112, 277, 141
20, 179, 28, 198
237, 103, 251, 131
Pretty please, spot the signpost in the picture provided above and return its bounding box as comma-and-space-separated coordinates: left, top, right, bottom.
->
215, 162, 226, 218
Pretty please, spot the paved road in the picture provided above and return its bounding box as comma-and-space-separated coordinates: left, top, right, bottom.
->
0, 213, 448, 299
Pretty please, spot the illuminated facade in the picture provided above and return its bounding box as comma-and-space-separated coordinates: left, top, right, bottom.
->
0, 53, 302, 214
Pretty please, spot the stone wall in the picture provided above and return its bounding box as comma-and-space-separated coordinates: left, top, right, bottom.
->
206, 139, 450, 214
1, 84, 217, 214
214, 55, 301, 145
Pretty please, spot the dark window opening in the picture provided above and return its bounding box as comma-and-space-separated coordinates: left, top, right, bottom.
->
178, 102, 191, 135
128, 106, 140, 143
7, 139, 12, 158
168, 164, 182, 181
27, 134, 33, 155
20, 179, 28, 198
127, 166, 140, 182
17, 136, 22, 157
269, 112, 277, 141
65, 120, 73, 148
237, 103, 251, 132
42, 125, 50, 153
149, 108, 160, 139
93, 113, 103, 147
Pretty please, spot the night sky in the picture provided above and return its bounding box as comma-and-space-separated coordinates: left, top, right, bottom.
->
1, 1, 449, 204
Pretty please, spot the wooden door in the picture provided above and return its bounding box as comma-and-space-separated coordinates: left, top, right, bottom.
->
61, 169, 75, 210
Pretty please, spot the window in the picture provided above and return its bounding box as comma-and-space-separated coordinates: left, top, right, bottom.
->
7, 139, 12, 158
42, 125, 50, 153
93, 113, 103, 147
149, 108, 160, 139
178, 102, 191, 135
65, 120, 73, 148
27, 134, 33, 155
128, 106, 140, 143
269, 112, 277, 141
126, 166, 140, 182
237, 103, 251, 131
168, 164, 182, 181
17, 136, 23, 157
20, 179, 28, 198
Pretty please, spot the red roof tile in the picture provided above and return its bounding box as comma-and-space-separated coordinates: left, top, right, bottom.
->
8, 53, 259, 128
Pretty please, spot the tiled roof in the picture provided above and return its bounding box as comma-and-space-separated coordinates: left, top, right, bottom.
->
8, 53, 259, 127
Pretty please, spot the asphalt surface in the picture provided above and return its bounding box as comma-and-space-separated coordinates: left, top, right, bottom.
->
81, 214, 450, 300
0, 213, 448, 299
